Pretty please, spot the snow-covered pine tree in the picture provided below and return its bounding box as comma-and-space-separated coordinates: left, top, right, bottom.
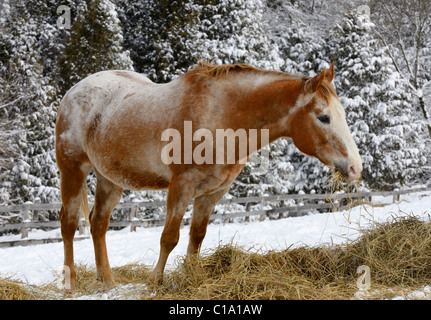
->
57, 0, 133, 95
120, 0, 284, 84
327, 12, 426, 190
117, 0, 152, 75
197, 0, 282, 70
0, 0, 60, 205
119, 0, 201, 83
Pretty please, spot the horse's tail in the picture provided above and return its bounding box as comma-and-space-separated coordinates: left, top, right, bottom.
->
80, 183, 90, 227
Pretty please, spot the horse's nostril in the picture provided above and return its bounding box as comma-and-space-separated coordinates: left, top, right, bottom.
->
348, 164, 362, 181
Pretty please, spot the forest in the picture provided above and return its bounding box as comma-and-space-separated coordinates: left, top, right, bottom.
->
0, 0, 430, 212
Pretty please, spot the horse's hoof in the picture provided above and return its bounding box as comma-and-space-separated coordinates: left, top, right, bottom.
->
103, 280, 117, 290
148, 270, 163, 285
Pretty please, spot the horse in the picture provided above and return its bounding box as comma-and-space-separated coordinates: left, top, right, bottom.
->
55, 61, 362, 289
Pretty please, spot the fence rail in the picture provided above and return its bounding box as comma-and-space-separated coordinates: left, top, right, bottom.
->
0, 187, 430, 247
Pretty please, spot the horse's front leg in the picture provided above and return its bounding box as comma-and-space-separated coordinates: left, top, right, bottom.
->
187, 186, 231, 256
149, 177, 195, 284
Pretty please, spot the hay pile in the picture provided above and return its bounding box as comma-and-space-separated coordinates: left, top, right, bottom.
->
156, 215, 431, 300
0, 278, 37, 300
1, 215, 431, 300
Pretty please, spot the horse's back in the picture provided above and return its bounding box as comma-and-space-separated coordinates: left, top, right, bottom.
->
57, 70, 153, 150
58, 70, 153, 123
56, 70, 176, 190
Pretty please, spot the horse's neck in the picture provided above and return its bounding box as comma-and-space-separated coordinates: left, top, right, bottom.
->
220, 74, 303, 142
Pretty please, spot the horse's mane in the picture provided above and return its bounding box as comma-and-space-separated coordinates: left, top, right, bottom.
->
190, 61, 337, 100
191, 61, 293, 81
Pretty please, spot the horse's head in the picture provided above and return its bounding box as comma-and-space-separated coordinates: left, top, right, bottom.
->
288, 63, 362, 182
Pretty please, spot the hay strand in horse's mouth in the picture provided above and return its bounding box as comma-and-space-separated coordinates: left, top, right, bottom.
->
326, 167, 362, 212
327, 166, 361, 192
328, 168, 345, 193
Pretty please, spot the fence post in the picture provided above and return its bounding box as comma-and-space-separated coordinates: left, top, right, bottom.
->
245, 202, 251, 223
297, 197, 304, 217
278, 200, 285, 219
392, 189, 400, 203
78, 210, 89, 235
259, 198, 266, 221
33, 210, 39, 222
244, 191, 253, 223
332, 195, 340, 212
130, 206, 137, 232
21, 210, 32, 239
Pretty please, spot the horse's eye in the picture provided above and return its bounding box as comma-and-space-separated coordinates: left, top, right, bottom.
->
317, 115, 330, 124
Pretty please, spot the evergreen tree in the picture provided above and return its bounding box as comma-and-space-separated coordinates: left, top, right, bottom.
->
119, 0, 283, 83
57, 0, 133, 95
197, 0, 283, 69
0, 0, 60, 204
327, 12, 426, 190
119, 0, 201, 82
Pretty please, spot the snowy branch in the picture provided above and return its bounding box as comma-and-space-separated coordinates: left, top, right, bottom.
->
0, 96, 23, 110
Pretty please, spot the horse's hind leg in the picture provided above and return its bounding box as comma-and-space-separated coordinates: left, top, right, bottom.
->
59, 161, 91, 290
90, 171, 123, 287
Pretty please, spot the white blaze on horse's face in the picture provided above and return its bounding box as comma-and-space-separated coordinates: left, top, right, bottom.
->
314, 95, 363, 181
288, 65, 363, 182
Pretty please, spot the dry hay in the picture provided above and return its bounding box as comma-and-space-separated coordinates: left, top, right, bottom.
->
325, 167, 364, 212
155, 214, 431, 300
0, 278, 38, 300
1, 215, 431, 300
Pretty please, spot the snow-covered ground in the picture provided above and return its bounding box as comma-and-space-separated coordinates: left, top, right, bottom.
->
1, 190, 431, 299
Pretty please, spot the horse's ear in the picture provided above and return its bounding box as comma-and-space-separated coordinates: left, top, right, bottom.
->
325, 62, 335, 83
304, 68, 326, 94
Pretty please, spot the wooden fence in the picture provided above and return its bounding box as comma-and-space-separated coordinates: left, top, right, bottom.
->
0, 187, 429, 247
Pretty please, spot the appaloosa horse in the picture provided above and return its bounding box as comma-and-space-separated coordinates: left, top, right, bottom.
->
56, 62, 362, 289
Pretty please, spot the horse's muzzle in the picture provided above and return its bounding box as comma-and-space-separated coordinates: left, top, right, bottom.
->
335, 161, 362, 182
